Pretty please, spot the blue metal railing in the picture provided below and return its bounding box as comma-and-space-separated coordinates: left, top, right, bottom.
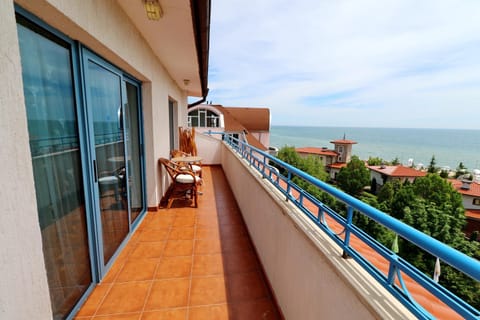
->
219, 133, 480, 320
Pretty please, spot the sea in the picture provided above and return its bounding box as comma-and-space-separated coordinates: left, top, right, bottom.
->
269, 126, 480, 171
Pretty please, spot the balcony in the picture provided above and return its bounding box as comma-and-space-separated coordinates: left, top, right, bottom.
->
75, 165, 281, 319
75, 136, 480, 319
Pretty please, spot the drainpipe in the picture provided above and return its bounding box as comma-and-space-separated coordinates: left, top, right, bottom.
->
188, 88, 209, 108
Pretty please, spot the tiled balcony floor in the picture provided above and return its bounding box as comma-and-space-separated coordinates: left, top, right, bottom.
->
75, 165, 281, 319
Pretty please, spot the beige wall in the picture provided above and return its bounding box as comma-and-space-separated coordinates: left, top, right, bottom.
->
221, 144, 415, 320
251, 131, 270, 149
0, 1, 52, 318
15, 0, 188, 206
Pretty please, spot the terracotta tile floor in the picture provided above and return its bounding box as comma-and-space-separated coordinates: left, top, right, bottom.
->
75, 166, 282, 320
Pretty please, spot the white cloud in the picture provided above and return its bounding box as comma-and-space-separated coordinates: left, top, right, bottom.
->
207, 0, 480, 129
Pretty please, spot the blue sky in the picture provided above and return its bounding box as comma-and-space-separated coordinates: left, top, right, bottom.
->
207, 0, 480, 129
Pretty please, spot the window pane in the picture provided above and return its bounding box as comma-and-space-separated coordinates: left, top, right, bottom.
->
126, 82, 144, 223
17, 21, 92, 319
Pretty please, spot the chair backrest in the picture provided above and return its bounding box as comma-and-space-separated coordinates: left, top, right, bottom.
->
159, 158, 178, 180
159, 157, 195, 181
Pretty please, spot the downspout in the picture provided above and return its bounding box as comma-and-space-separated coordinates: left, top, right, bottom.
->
188, 88, 209, 108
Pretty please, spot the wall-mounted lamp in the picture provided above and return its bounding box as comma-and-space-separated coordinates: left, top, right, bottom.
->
183, 79, 190, 86
144, 0, 163, 20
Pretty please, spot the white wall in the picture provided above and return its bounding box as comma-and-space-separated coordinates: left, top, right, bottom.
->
0, 1, 52, 318
195, 132, 223, 165
221, 144, 415, 320
15, 0, 188, 207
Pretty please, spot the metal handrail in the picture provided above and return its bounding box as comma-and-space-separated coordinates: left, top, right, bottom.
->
220, 133, 480, 320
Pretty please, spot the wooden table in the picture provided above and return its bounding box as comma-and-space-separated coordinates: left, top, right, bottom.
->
171, 156, 202, 163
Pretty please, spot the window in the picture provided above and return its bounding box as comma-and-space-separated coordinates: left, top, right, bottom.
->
169, 99, 178, 149
473, 198, 480, 206
188, 108, 220, 127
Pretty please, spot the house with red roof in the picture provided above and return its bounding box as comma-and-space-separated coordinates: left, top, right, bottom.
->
368, 165, 426, 193
449, 179, 480, 238
297, 138, 357, 180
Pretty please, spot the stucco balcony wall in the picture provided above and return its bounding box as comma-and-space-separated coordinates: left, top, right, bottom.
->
220, 142, 415, 320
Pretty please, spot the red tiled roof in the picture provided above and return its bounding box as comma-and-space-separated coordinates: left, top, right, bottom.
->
296, 147, 338, 157
328, 162, 347, 169
449, 179, 480, 197
465, 209, 480, 220
368, 165, 427, 178
330, 139, 357, 144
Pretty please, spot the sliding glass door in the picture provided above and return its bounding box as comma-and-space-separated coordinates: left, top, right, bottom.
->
83, 57, 129, 266
16, 10, 146, 319
82, 51, 146, 269
17, 17, 93, 319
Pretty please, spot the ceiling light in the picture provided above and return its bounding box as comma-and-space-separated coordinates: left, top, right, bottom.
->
144, 0, 163, 20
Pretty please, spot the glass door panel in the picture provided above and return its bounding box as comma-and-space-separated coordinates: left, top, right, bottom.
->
85, 60, 129, 265
17, 21, 93, 319
125, 82, 144, 223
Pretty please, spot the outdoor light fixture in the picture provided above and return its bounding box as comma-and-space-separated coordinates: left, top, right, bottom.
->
144, 0, 163, 20
183, 79, 190, 86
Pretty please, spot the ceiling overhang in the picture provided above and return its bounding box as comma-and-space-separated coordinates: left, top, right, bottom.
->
117, 0, 210, 97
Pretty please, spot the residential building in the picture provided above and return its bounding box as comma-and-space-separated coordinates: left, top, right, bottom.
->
296, 138, 357, 180
368, 165, 427, 193
450, 179, 480, 237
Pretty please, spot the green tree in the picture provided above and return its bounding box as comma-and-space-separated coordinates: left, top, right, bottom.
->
391, 157, 400, 165
336, 155, 370, 196
455, 162, 467, 179
276, 146, 332, 206
427, 155, 437, 173
397, 174, 480, 308
377, 180, 403, 212
276, 146, 302, 171
440, 169, 449, 178
367, 156, 386, 166
276, 146, 328, 182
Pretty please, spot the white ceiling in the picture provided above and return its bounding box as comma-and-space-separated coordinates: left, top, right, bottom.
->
117, 0, 202, 96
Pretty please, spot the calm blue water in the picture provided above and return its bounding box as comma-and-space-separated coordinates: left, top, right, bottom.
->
270, 126, 480, 171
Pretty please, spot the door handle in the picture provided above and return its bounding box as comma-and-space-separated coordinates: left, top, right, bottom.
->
93, 159, 98, 183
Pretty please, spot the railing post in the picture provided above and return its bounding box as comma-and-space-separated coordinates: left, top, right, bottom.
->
342, 206, 354, 259
286, 171, 292, 202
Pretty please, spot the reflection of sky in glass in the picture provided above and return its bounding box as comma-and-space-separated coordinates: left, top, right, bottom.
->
17, 24, 78, 155
87, 61, 122, 144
